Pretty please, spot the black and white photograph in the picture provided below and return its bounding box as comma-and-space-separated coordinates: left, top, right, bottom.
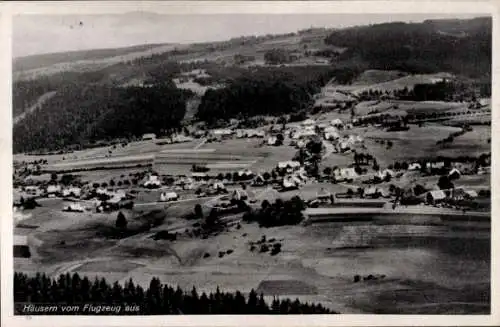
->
3, 1, 497, 325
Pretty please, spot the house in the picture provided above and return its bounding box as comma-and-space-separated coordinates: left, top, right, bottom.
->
282, 176, 301, 190
237, 169, 254, 178
378, 169, 395, 180
252, 174, 266, 186
426, 162, 445, 170
334, 167, 358, 182
302, 119, 315, 126
24, 186, 40, 197
212, 182, 226, 192
316, 188, 332, 202
62, 186, 82, 198
46, 185, 61, 196
408, 163, 422, 171
232, 189, 248, 201
330, 118, 344, 128
364, 186, 380, 198
464, 190, 478, 199
212, 129, 233, 137
478, 166, 490, 175
191, 172, 209, 181
143, 174, 161, 188
426, 190, 447, 204
268, 136, 278, 146
160, 192, 179, 202
142, 133, 156, 141
14, 235, 30, 259
448, 168, 461, 180
63, 203, 85, 212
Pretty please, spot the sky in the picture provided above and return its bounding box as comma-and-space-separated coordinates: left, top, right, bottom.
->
13, 13, 487, 58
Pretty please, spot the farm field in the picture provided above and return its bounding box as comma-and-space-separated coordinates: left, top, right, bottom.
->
355, 124, 463, 167
15, 204, 490, 314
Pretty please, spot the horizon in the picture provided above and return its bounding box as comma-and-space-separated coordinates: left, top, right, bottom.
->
13, 13, 487, 58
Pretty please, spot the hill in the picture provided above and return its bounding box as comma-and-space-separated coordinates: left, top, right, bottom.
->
12, 16, 492, 153
324, 17, 491, 78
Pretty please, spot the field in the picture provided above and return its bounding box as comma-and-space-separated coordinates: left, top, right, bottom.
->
15, 197, 490, 314
354, 124, 464, 167
353, 100, 467, 116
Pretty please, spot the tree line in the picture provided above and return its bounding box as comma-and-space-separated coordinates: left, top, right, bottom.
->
14, 272, 335, 314
243, 196, 306, 227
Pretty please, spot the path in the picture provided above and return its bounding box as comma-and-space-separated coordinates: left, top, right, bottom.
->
193, 138, 207, 150
14, 91, 57, 125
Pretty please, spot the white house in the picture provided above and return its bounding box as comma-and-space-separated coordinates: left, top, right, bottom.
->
62, 186, 81, 198
302, 119, 315, 126
160, 192, 179, 202
426, 190, 447, 204
46, 185, 61, 196
212, 129, 233, 137
330, 118, 344, 127
334, 167, 358, 181
448, 168, 461, 180
278, 161, 301, 171
378, 169, 395, 179
408, 162, 422, 171
143, 174, 161, 188
268, 136, 278, 146
64, 203, 85, 212
232, 189, 249, 201
142, 133, 156, 141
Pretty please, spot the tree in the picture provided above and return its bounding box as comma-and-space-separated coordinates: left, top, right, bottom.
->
194, 204, 203, 219
438, 175, 454, 190
263, 172, 271, 181
323, 167, 332, 176
116, 211, 127, 229
50, 173, 58, 182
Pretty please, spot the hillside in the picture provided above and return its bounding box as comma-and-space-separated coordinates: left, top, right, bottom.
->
324, 17, 492, 78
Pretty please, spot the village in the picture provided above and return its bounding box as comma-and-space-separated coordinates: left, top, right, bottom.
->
11, 14, 492, 315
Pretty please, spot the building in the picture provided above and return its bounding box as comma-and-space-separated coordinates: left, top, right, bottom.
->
330, 118, 344, 128
334, 167, 358, 182
448, 168, 461, 180
268, 136, 278, 146
302, 119, 316, 126
143, 174, 161, 188
378, 169, 395, 180
232, 189, 249, 201
408, 162, 422, 171
142, 133, 156, 141
426, 190, 447, 204
252, 174, 266, 186
160, 192, 179, 202
46, 185, 61, 197
316, 188, 333, 203
277, 161, 301, 173
212, 129, 233, 137
62, 186, 82, 198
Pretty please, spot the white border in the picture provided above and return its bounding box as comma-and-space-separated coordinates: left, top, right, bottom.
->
1, 1, 499, 326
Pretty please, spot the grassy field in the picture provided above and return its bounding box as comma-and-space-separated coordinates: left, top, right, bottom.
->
16, 206, 490, 314
356, 124, 462, 167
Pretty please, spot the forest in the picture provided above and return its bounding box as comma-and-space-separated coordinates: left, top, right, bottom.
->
195, 66, 360, 125
14, 272, 335, 315
324, 18, 492, 78
13, 79, 191, 153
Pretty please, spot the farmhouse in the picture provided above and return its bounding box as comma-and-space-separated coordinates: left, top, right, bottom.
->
232, 189, 249, 201
142, 133, 156, 141
330, 118, 344, 128
24, 186, 41, 197
191, 172, 209, 181
316, 188, 332, 203
448, 168, 461, 180
277, 161, 301, 173
63, 203, 85, 212
408, 162, 422, 171
143, 174, 161, 188
378, 169, 395, 180
160, 192, 178, 202
426, 190, 447, 204
302, 119, 316, 126
212, 129, 233, 137
62, 186, 81, 198
268, 136, 278, 146
46, 185, 61, 196
252, 174, 266, 186
14, 235, 30, 259
334, 167, 358, 181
